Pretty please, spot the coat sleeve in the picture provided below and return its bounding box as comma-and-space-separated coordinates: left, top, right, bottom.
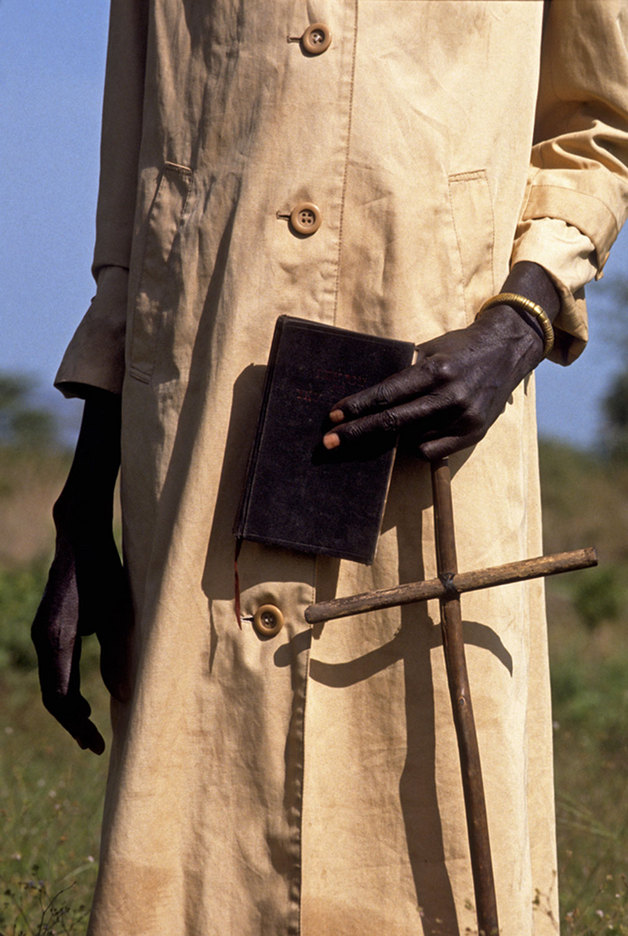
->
511, 0, 628, 365
55, 0, 149, 397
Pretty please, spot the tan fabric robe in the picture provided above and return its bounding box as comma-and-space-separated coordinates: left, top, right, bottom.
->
56, 1, 628, 933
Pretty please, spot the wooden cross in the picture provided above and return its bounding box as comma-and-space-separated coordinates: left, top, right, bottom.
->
305, 457, 597, 936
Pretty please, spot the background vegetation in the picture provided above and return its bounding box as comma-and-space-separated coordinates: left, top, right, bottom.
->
0, 373, 627, 934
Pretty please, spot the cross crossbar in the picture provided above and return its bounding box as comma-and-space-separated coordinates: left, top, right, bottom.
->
305, 548, 596, 624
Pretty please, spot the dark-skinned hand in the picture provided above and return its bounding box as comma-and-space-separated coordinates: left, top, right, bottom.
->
31, 390, 133, 754
323, 261, 561, 460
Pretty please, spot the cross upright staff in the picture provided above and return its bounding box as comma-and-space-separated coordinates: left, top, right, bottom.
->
305, 457, 597, 936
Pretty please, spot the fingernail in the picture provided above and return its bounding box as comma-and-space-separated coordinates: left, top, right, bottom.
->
323, 432, 340, 450
329, 409, 344, 423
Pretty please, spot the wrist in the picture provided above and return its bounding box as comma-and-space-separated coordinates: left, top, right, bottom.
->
477, 293, 553, 358
53, 484, 115, 539
473, 261, 560, 371
503, 261, 561, 323
473, 303, 545, 374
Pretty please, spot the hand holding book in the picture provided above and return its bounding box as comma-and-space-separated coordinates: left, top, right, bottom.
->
323, 261, 560, 460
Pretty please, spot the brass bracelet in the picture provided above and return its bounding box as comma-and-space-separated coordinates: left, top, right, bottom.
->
476, 291, 554, 358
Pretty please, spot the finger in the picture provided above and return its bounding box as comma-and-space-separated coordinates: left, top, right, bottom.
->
73, 719, 106, 755
323, 398, 420, 448
75, 536, 124, 636
324, 391, 459, 449
100, 634, 134, 702
94, 563, 135, 702
32, 624, 77, 699
34, 615, 106, 754
40, 689, 106, 754
63, 712, 106, 755
418, 425, 486, 461
328, 363, 433, 423
99, 608, 135, 703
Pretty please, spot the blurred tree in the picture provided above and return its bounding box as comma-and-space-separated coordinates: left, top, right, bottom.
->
598, 275, 628, 460
0, 372, 57, 449
602, 370, 628, 460
572, 564, 626, 630
0, 373, 29, 412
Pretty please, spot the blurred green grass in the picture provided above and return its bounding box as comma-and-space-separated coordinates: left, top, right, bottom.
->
1, 661, 109, 934
0, 439, 627, 933
0, 446, 109, 935
540, 440, 628, 935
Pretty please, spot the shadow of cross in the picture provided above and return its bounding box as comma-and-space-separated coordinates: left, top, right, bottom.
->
304, 457, 597, 936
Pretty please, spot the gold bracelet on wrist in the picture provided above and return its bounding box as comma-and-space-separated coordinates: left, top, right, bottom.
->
476, 291, 555, 358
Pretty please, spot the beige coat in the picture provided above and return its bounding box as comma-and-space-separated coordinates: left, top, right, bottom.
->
57, 2, 628, 934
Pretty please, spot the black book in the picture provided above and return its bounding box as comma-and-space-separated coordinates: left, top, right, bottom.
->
234, 316, 416, 564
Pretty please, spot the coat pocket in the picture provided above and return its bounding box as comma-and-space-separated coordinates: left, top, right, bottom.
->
128, 162, 193, 382
448, 169, 495, 326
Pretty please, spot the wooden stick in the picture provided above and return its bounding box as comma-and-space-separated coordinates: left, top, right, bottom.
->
305, 547, 597, 624
304, 458, 598, 935
432, 458, 498, 935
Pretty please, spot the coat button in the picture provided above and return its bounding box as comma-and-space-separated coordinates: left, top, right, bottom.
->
253, 604, 285, 638
301, 23, 331, 55
289, 202, 322, 236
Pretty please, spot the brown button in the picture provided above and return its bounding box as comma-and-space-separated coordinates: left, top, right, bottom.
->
289, 202, 322, 236
301, 23, 332, 55
253, 604, 285, 638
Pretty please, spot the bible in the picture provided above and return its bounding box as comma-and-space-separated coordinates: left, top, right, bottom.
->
234, 316, 416, 564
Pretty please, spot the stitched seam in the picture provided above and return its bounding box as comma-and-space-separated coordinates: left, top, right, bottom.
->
332, 0, 359, 326
163, 160, 192, 175
295, 631, 311, 936
130, 166, 193, 382
525, 183, 620, 235
448, 169, 486, 183
519, 167, 541, 220
448, 170, 496, 321
128, 366, 151, 384
447, 178, 469, 321
488, 180, 496, 294
293, 567, 315, 936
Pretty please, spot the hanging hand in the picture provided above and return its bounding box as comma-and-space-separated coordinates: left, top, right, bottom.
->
31, 390, 133, 754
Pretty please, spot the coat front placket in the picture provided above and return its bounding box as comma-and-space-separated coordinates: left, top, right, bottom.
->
93, 3, 364, 935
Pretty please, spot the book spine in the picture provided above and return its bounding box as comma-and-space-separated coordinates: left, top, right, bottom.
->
233, 316, 286, 538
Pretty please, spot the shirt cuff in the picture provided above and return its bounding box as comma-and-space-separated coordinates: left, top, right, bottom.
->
55, 265, 128, 397
510, 217, 597, 366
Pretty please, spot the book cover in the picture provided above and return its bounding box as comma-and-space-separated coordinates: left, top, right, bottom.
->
234, 316, 416, 564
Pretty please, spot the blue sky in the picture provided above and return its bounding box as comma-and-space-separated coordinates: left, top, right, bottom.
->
1, 0, 626, 448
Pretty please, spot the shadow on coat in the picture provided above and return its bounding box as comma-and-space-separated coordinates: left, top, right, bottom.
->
304, 449, 511, 935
